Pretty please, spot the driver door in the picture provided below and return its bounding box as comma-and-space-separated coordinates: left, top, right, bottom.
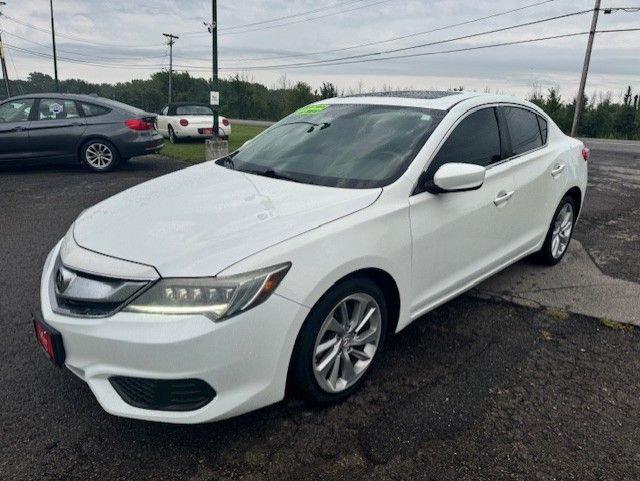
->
408, 106, 517, 316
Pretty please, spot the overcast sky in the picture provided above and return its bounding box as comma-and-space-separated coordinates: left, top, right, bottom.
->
1, 0, 639, 101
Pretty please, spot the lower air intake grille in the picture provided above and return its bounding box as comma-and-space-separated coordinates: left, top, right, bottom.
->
109, 376, 216, 411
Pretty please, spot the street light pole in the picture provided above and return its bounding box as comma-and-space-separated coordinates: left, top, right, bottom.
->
49, 0, 59, 91
571, 0, 601, 137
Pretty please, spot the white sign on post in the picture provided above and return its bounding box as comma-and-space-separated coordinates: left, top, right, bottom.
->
210, 91, 220, 106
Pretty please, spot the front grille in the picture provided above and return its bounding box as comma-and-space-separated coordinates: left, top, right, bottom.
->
51, 260, 148, 317
109, 376, 216, 411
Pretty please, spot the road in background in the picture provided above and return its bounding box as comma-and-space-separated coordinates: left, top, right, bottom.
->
1, 145, 639, 481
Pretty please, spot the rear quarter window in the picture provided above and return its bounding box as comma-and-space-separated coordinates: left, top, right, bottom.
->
81, 103, 111, 117
537, 115, 548, 144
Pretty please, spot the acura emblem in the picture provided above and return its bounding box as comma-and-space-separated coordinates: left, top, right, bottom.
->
55, 267, 73, 294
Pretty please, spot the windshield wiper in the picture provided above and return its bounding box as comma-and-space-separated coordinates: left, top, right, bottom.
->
241, 168, 303, 183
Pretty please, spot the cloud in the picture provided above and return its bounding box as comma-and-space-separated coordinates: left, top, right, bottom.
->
3, 0, 639, 98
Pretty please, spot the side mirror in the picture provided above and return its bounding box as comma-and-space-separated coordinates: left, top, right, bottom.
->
428, 163, 486, 193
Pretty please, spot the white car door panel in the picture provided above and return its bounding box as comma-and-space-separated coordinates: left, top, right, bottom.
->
408, 106, 518, 317
498, 107, 562, 251
409, 163, 516, 315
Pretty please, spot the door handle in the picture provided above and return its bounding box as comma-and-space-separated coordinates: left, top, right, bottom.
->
71, 122, 84, 126
494, 190, 515, 206
551, 164, 565, 177
11, 126, 26, 132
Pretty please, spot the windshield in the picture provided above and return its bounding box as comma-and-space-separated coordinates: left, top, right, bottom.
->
218, 104, 445, 188
176, 105, 214, 115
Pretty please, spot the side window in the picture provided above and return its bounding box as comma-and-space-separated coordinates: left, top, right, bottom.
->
80, 102, 110, 117
37, 99, 80, 121
537, 115, 548, 144
503, 107, 543, 155
161, 106, 169, 115
428, 107, 502, 176
0, 99, 34, 123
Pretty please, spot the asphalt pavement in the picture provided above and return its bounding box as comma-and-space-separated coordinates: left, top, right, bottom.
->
1, 146, 639, 481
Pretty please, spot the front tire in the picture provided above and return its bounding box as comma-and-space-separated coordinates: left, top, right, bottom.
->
290, 278, 388, 405
80, 139, 119, 172
168, 125, 179, 144
535, 195, 577, 265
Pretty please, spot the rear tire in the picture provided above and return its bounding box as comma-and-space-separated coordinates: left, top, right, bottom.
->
534, 195, 577, 265
290, 278, 388, 405
80, 139, 120, 172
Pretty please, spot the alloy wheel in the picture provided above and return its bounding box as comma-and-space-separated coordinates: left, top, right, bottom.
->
313, 293, 382, 393
551, 203, 574, 259
85, 143, 114, 169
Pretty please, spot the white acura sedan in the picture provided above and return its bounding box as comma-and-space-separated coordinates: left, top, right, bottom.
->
34, 91, 588, 423
156, 102, 230, 143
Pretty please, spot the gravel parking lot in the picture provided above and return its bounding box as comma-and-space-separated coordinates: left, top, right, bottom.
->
1, 145, 639, 481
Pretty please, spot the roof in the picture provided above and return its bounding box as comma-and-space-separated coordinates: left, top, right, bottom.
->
7, 92, 103, 101
329, 90, 483, 110
348, 90, 461, 100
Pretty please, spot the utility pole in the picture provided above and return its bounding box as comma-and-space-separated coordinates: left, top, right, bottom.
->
571, 0, 601, 137
163, 33, 179, 104
49, 0, 59, 91
206, 0, 219, 140
0, 2, 11, 98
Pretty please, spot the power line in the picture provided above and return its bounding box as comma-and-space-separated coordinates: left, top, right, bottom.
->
224, 28, 640, 71
219, 0, 560, 62
182, 0, 368, 35
2, 13, 163, 49
6, 28, 639, 73
182, 0, 394, 37
2, 30, 167, 60
213, 9, 596, 70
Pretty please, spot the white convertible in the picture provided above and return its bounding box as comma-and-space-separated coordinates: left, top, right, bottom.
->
156, 102, 230, 142
35, 91, 588, 423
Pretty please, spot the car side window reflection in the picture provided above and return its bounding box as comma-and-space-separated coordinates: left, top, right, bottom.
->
37, 99, 81, 121
0, 99, 34, 124
425, 107, 502, 179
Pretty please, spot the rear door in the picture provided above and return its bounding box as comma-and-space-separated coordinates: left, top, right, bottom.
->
28, 98, 87, 160
0, 98, 35, 162
498, 106, 557, 251
409, 106, 518, 314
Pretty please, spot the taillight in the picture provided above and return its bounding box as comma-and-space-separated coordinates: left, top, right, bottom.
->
222, 118, 230, 127
582, 147, 590, 161
180, 119, 189, 127
125, 119, 153, 131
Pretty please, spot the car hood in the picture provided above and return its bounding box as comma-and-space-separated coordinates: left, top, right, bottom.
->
73, 162, 381, 277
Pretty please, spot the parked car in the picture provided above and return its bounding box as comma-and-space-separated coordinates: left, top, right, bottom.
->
34, 91, 588, 423
156, 102, 230, 143
0, 93, 163, 172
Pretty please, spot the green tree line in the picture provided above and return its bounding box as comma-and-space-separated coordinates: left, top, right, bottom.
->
2, 71, 337, 122
2, 71, 639, 139
529, 86, 640, 140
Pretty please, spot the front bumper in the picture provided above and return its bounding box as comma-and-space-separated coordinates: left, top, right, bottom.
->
39, 242, 309, 423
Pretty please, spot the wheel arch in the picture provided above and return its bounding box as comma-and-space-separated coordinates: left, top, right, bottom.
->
285, 266, 401, 394
77, 135, 121, 163
565, 186, 582, 216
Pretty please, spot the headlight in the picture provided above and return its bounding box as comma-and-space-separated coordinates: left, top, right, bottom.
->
124, 263, 291, 321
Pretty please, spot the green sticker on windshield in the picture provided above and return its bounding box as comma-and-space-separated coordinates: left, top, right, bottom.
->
295, 104, 329, 115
